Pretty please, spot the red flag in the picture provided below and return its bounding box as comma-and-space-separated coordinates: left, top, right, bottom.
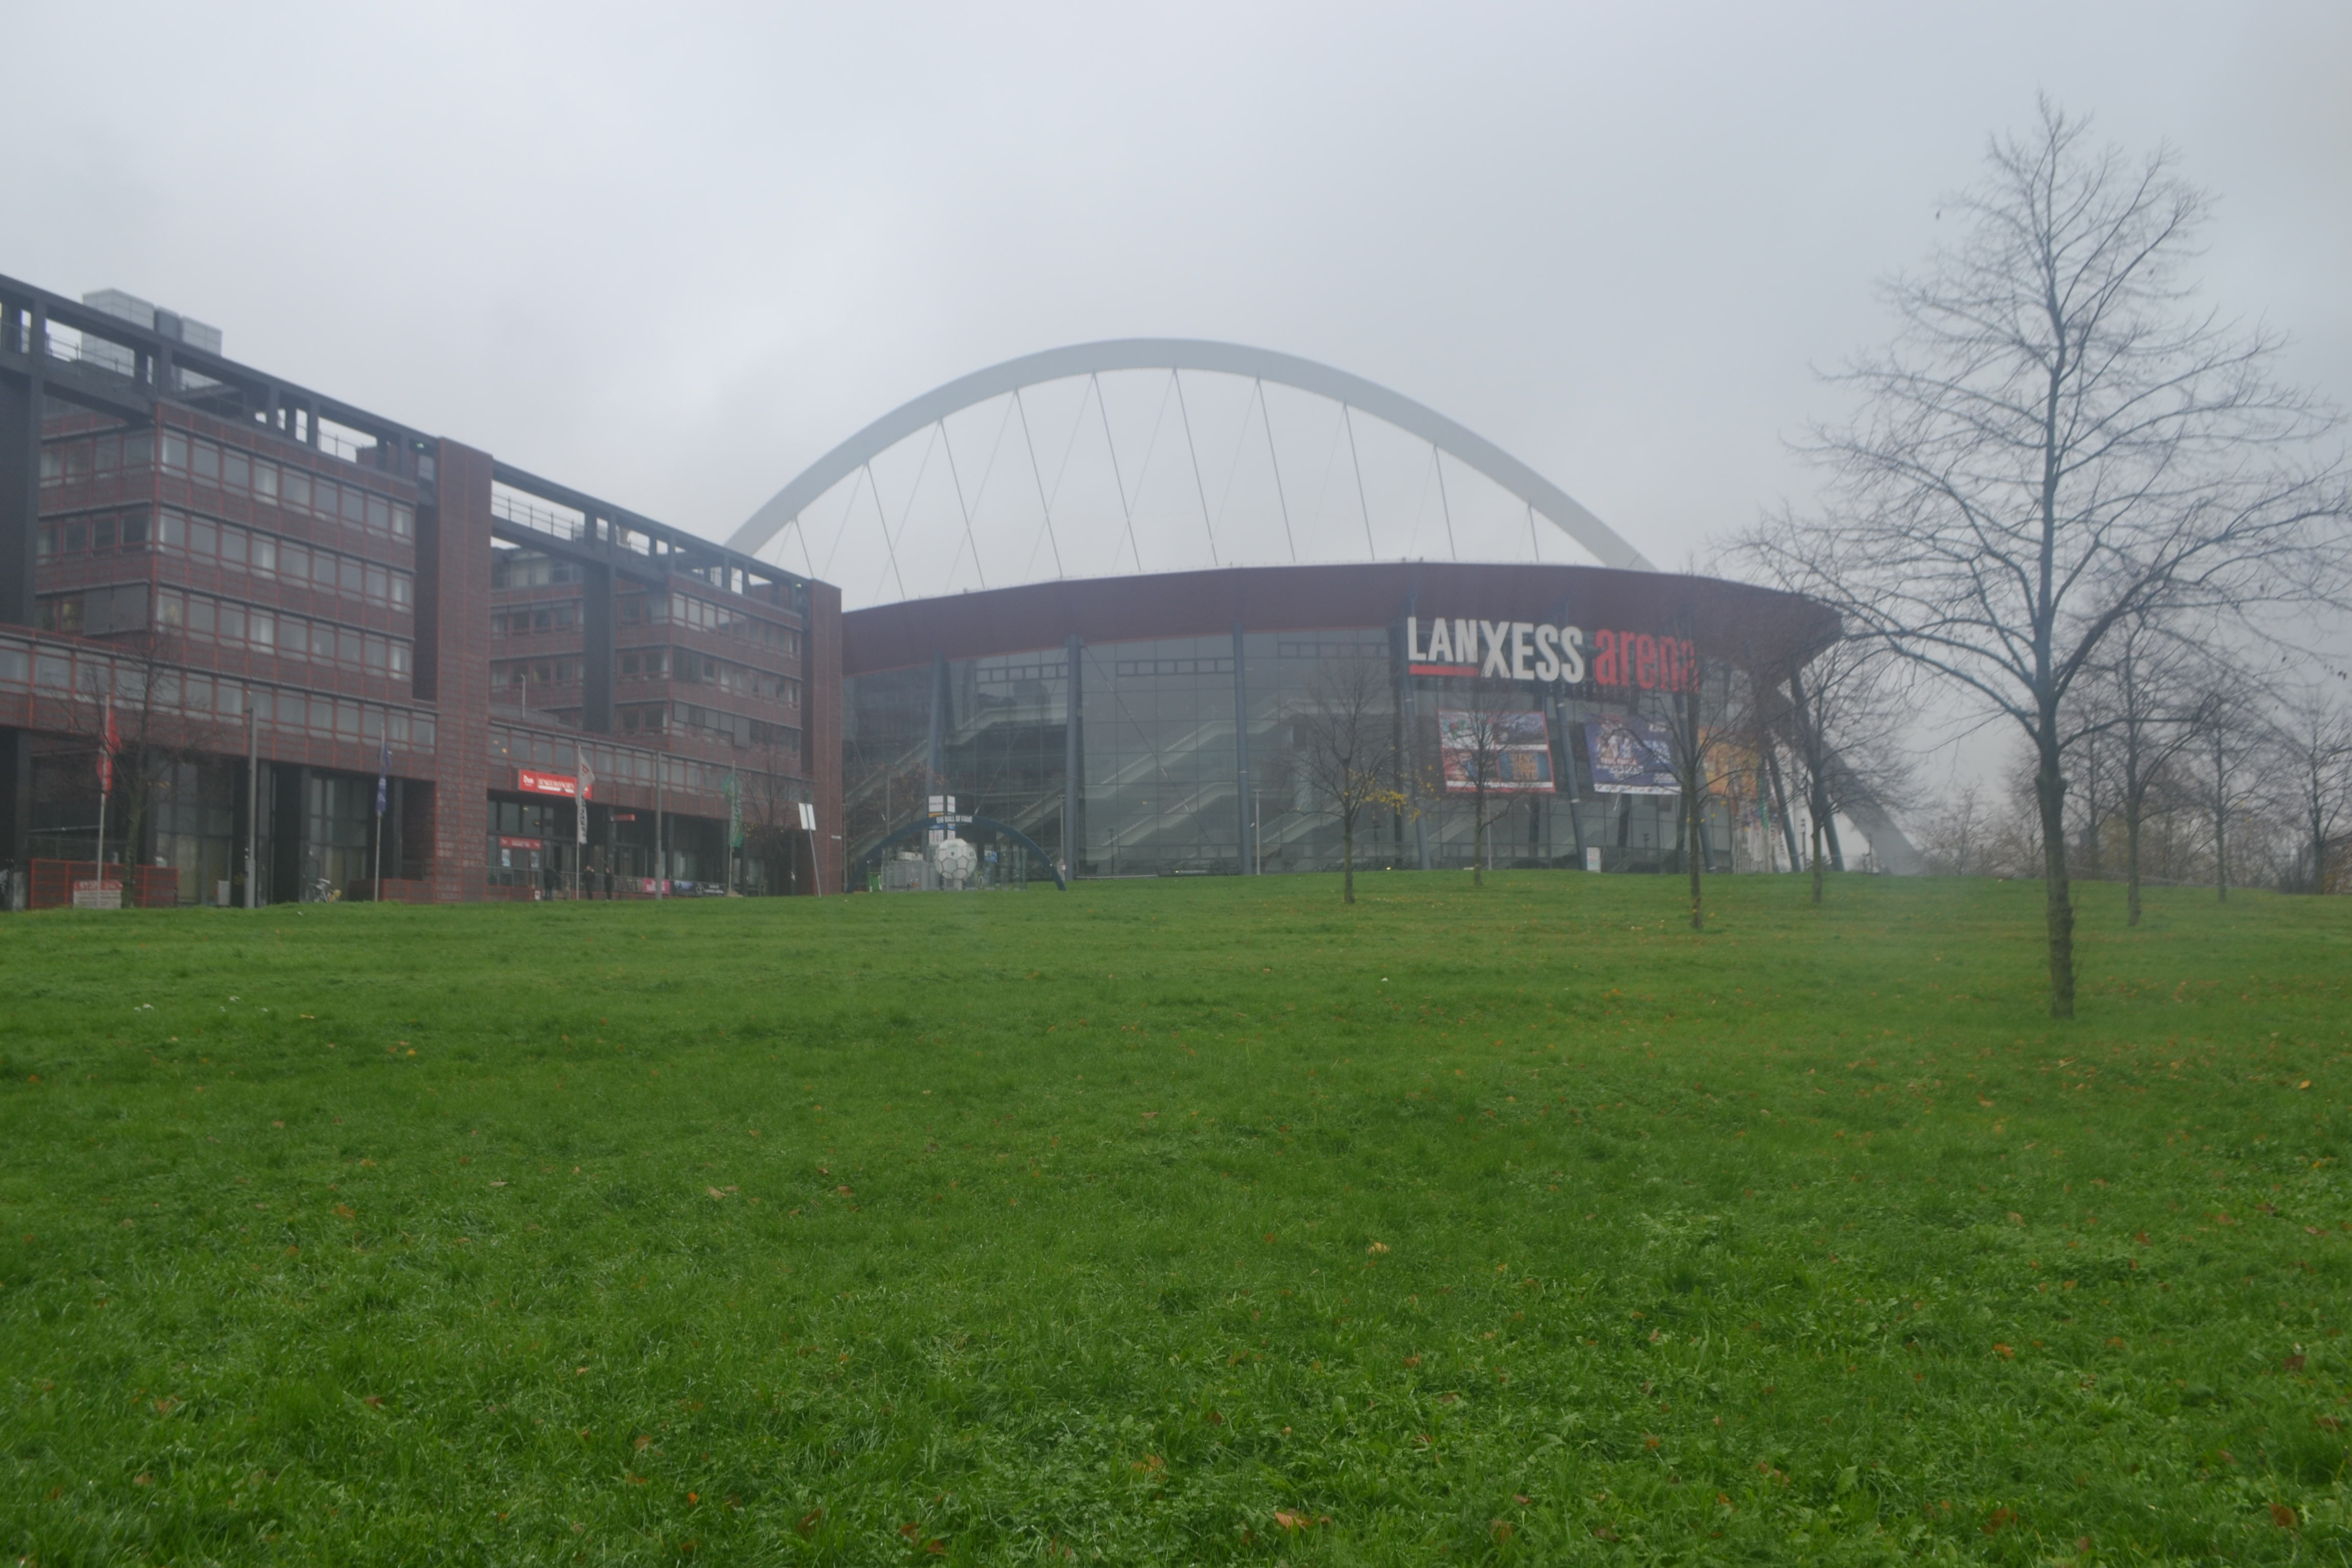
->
99, 696, 118, 793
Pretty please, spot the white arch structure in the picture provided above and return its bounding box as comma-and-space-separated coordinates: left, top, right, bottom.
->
728, 338, 1655, 574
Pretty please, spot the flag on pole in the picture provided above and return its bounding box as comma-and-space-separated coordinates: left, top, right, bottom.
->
99, 695, 118, 792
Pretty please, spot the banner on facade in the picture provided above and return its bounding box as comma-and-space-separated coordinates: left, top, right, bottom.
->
1437, 709, 1555, 794
1585, 714, 1679, 795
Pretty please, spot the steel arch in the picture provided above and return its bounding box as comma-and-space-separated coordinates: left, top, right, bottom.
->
728, 339, 1655, 572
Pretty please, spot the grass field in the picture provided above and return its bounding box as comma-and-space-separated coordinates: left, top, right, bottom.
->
2, 872, 2347, 1565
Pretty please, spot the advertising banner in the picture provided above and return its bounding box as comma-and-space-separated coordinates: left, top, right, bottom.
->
1585, 715, 1679, 795
1438, 709, 1555, 794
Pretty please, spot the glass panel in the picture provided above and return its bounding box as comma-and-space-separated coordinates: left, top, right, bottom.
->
366, 494, 389, 532
190, 519, 217, 557
222, 449, 250, 491
341, 487, 364, 524
156, 590, 184, 627
248, 610, 275, 651
162, 432, 188, 471
391, 504, 413, 539
218, 526, 247, 567
189, 598, 216, 635
119, 512, 149, 548
253, 461, 278, 500
312, 553, 335, 590
280, 542, 308, 581
364, 565, 387, 603
282, 469, 311, 511
157, 510, 185, 549
250, 535, 275, 575
336, 701, 360, 739
389, 572, 411, 609
0, 646, 26, 685
338, 628, 361, 666
218, 603, 244, 644
339, 557, 364, 597
192, 442, 220, 481
390, 642, 411, 676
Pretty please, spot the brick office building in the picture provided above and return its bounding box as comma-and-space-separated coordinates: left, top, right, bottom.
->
0, 275, 841, 906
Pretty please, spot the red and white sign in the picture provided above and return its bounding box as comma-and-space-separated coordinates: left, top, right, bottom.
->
517, 769, 590, 800
497, 835, 543, 850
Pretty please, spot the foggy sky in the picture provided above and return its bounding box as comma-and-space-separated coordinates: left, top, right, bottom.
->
8, 1, 2346, 580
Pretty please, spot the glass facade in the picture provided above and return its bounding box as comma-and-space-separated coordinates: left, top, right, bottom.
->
846, 621, 1781, 884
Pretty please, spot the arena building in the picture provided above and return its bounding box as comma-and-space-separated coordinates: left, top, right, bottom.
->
726, 341, 1886, 887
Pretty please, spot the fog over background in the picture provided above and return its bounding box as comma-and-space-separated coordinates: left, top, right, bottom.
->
8, 1, 2346, 773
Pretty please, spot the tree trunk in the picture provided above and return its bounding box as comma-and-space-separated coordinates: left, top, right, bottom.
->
2212, 741, 2229, 903
1809, 813, 1825, 905
1341, 812, 1356, 905
2124, 787, 2143, 927
1686, 782, 1704, 932
1471, 785, 1486, 888
2035, 738, 2076, 1018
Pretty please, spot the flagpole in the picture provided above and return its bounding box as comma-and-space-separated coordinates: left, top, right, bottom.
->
373, 736, 387, 900
95, 693, 112, 900
245, 704, 259, 909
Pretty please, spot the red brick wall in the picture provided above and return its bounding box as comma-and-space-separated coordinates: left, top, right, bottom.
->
421, 441, 494, 901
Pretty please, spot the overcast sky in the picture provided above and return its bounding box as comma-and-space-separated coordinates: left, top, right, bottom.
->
8, 1, 2346, 586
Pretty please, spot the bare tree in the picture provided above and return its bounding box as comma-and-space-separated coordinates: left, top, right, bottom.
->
1426, 685, 1544, 889
1768, 636, 1915, 904
1290, 655, 1404, 904
2071, 610, 2215, 924
2268, 686, 2352, 895
1745, 101, 2348, 1015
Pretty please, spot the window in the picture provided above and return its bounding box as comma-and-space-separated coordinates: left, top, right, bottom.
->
120, 513, 149, 549
162, 432, 188, 472
280, 541, 308, 582
219, 526, 247, 568
93, 518, 116, 551
190, 519, 217, 557
365, 565, 388, 605
223, 449, 250, 492
390, 571, 412, 609
341, 487, 364, 525
192, 441, 220, 482
248, 610, 275, 652
34, 526, 54, 558
339, 557, 364, 597
157, 510, 185, 549
253, 460, 278, 501
157, 590, 184, 627
250, 534, 274, 575
391, 503, 413, 540
311, 552, 335, 591
389, 642, 411, 677
312, 478, 338, 520
282, 469, 311, 511
366, 494, 389, 533
62, 521, 87, 554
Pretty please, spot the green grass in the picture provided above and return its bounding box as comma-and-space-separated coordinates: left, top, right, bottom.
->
2, 874, 2348, 1565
